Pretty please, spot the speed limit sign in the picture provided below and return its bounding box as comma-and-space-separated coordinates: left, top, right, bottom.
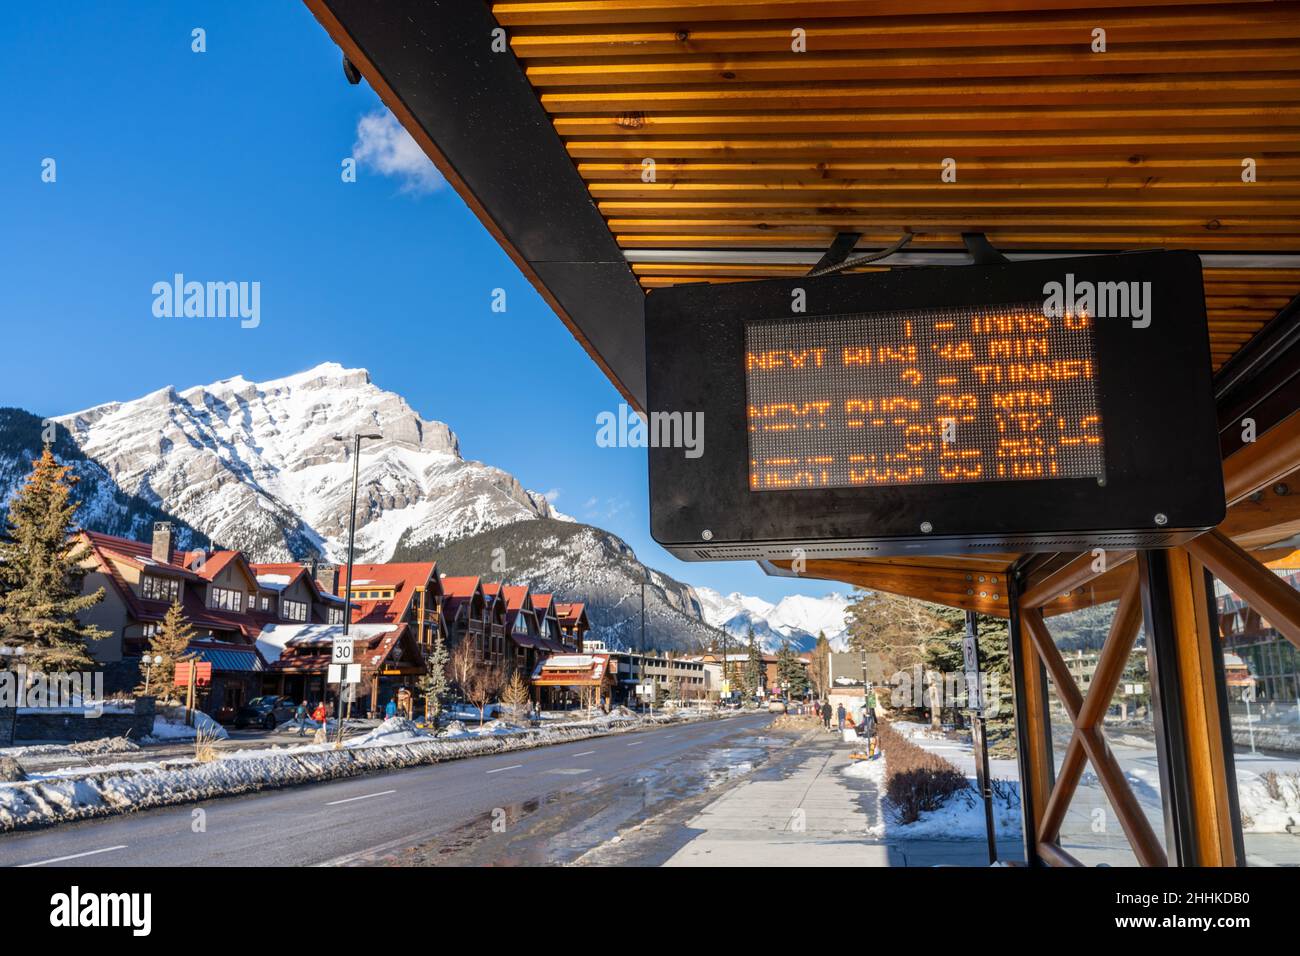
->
332, 640, 354, 665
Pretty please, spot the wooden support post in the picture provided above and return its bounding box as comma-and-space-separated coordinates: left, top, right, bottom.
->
1009, 580, 1054, 861
1140, 548, 1243, 867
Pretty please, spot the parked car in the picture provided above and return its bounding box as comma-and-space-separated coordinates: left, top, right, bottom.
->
234, 695, 297, 729
444, 702, 503, 723
767, 699, 787, 713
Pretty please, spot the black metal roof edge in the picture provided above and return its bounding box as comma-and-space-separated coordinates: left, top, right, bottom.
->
1215, 290, 1300, 442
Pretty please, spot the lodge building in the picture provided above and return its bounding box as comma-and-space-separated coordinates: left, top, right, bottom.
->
72, 522, 604, 719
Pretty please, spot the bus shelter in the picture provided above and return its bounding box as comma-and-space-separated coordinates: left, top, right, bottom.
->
302, 0, 1300, 867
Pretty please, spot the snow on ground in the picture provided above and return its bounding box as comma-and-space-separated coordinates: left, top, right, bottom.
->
854, 719, 1023, 840
1233, 750, 1300, 834
0, 710, 745, 831
140, 709, 229, 743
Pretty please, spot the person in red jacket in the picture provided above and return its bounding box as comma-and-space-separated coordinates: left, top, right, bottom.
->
311, 701, 329, 725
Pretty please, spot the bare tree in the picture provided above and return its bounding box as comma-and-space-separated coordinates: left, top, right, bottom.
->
809, 633, 830, 699
845, 588, 949, 675
465, 663, 504, 725
448, 638, 476, 700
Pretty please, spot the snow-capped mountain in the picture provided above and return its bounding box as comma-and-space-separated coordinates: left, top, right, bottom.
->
695, 586, 853, 652
47, 363, 566, 563
1, 362, 854, 655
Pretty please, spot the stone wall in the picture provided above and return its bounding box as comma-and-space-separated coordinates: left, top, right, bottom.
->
0, 706, 15, 747
13, 696, 155, 743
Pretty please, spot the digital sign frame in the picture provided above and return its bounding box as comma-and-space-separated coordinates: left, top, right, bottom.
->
645, 251, 1225, 561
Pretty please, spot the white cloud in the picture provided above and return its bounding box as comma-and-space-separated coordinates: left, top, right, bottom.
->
352, 110, 444, 195
542, 488, 561, 503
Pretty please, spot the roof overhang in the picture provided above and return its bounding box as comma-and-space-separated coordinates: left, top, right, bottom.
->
302, 0, 1300, 614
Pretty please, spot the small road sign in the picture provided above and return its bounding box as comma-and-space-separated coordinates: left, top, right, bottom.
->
328, 663, 362, 685
332, 641, 354, 665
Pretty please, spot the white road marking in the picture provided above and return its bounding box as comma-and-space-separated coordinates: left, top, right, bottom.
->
325, 789, 396, 806
572, 750, 596, 757
545, 768, 592, 775
19, 845, 127, 867
663, 734, 678, 739
486, 764, 523, 774
626, 741, 643, 747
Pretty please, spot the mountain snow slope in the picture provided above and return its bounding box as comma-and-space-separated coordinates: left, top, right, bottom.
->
395, 518, 724, 653
50, 364, 565, 562
694, 586, 852, 651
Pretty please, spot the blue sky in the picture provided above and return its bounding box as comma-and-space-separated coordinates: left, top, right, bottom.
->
0, 1, 844, 604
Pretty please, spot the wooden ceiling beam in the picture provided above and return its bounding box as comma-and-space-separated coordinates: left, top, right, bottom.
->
507, 8, 1300, 57
493, 1, 1279, 28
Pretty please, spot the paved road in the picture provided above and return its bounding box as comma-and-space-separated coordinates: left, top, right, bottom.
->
0, 713, 774, 867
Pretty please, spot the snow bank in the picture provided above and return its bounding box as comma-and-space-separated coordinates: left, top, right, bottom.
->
140, 710, 229, 743
1236, 766, 1300, 834
0, 709, 751, 831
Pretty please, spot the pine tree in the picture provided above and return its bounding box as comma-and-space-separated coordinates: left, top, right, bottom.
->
500, 669, 531, 720
776, 641, 809, 697
135, 600, 195, 699
0, 447, 107, 670
417, 631, 450, 720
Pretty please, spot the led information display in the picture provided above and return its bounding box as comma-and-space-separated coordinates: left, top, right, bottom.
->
745, 304, 1105, 490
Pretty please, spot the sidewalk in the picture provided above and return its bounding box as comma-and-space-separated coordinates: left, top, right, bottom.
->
662, 731, 1022, 867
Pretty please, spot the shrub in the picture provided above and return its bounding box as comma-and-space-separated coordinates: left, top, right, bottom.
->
879, 721, 969, 824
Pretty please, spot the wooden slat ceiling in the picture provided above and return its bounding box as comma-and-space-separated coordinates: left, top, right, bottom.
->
475, 0, 1300, 613
494, 0, 1300, 371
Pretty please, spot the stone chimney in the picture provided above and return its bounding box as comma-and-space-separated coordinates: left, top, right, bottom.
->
151, 522, 174, 565
315, 564, 337, 596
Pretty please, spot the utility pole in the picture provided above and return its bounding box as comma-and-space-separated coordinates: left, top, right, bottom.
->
639, 570, 647, 712
334, 432, 382, 734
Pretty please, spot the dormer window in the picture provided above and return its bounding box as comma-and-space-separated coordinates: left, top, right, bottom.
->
141, 575, 180, 603
327, 607, 345, 625
282, 599, 308, 622
210, 586, 243, 613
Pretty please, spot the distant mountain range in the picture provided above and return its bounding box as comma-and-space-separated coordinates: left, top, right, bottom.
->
694, 586, 852, 652
0, 363, 857, 654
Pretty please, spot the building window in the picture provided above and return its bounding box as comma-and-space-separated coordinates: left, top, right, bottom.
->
141, 575, 179, 603
282, 599, 308, 622
260, 595, 270, 611
327, 607, 345, 625
210, 587, 243, 613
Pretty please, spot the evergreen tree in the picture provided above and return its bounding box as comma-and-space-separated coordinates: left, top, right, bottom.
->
135, 600, 195, 699
0, 447, 107, 670
418, 631, 450, 720
775, 641, 809, 697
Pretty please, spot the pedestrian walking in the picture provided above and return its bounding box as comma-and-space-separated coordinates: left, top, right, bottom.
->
294, 700, 309, 737
836, 702, 846, 731
310, 699, 330, 744
821, 700, 832, 729
385, 698, 398, 719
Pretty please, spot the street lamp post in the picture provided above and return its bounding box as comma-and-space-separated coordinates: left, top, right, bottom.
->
334, 432, 382, 733
143, 654, 163, 696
